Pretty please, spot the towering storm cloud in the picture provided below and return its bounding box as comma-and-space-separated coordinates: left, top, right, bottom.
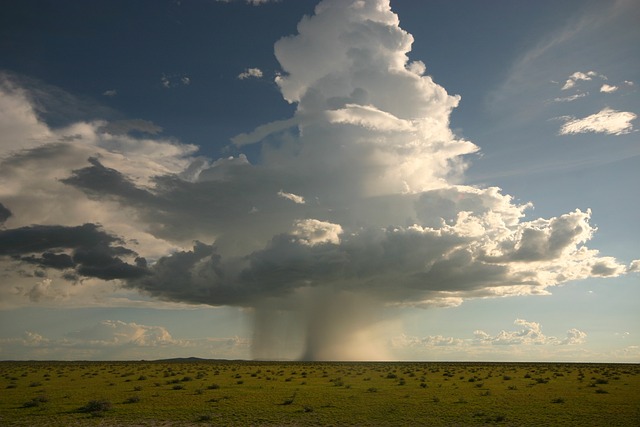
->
0, 0, 634, 360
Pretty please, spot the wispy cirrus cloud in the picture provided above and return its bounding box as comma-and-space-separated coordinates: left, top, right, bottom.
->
552, 93, 588, 103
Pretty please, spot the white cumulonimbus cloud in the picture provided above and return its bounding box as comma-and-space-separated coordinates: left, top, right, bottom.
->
0, 0, 635, 361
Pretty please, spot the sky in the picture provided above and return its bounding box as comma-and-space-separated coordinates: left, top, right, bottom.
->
0, 0, 638, 362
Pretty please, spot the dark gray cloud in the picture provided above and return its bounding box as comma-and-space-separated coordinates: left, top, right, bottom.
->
0, 202, 11, 225
0, 223, 148, 280
0, 223, 119, 255
61, 157, 152, 203
20, 253, 75, 270
61, 156, 306, 247
122, 217, 549, 308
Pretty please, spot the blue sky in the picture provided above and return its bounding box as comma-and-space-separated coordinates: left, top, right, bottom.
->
0, 0, 638, 361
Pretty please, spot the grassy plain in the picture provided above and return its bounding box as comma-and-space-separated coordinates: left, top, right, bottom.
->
1, 360, 638, 426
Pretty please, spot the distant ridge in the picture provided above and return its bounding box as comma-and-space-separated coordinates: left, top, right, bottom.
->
153, 357, 253, 363
153, 357, 212, 362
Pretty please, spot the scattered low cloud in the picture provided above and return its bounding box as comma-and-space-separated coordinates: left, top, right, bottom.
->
395, 319, 588, 349
391, 318, 589, 361
22, 278, 68, 303
474, 319, 587, 346
391, 333, 464, 348
0, 320, 250, 360
561, 71, 603, 90
559, 107, 637, 135
600, 84, 618, 93
102, 89, 117, 97
552, 70, 637, 135
66, 320, 176, 346
237, 68, 263, 80
277, 190, 305, 204
161, 74, 191, 88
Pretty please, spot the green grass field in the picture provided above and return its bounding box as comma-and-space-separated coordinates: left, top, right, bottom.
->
1, 360, 638, 426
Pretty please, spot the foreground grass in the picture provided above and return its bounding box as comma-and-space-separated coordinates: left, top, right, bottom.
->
1, 361, 639, 426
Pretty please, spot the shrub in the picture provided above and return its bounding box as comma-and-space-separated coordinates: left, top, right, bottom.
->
23, 396, 48, 408
281, 393, 297, 405
124, 395, 141, 404
78, 399, 113, 417
551, 397, 565, 404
